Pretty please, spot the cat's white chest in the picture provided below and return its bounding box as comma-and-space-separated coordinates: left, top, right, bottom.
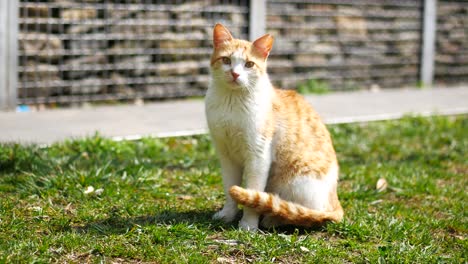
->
205, 88, 271, 164
205, 96, 254, 162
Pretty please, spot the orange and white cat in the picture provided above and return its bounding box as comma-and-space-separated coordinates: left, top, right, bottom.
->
205, 24, 343, 231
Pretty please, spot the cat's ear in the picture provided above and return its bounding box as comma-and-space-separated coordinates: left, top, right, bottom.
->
213, 24, 233, 48
253, 34, 274, 59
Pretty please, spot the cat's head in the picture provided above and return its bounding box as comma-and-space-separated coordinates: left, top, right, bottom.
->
210, 24, 273, 91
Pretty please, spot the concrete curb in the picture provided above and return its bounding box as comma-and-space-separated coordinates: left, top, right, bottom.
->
1, 86, 467, 144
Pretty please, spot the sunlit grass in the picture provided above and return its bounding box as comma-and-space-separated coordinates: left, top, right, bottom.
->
0, 115, 466, 263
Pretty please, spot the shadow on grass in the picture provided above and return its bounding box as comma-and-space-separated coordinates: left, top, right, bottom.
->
266, 224, 325, 235
72, 210, 238, 235
71, 209, 325, 236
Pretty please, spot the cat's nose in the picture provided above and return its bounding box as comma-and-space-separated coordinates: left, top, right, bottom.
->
231, 71, 240, 80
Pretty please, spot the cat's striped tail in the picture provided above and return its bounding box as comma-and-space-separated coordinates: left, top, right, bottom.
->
229, 186, 343, 227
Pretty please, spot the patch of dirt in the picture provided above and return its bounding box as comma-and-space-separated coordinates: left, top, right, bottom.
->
445, 163, 468, 176
59, 252, 154, 264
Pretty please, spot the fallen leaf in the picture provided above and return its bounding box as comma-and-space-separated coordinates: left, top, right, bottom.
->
95, 188, 104, 195
300, 246, 310, 252
370, 199, 383, 205
213, 239, 240, 246
177, 195, 193, 200
84, 186, 94, 194
376, 178, 388, 192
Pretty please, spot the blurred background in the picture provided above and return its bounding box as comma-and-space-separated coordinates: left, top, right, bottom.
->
1, 0, 467, 109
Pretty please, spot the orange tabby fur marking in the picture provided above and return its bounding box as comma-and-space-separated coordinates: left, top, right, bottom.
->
205, 24, 343, 230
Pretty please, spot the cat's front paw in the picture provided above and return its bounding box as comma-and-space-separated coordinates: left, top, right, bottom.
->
238, 219, 259, 232
212, 208, 239, 223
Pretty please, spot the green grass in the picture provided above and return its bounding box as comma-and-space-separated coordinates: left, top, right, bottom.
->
297, 79, 331, 95
1, 115, 466, 263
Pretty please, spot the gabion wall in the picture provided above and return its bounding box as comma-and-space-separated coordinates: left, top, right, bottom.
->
266, 0, 423, 90
18, 0, 248, 104
434, 0, 468, 86
16, 0, 468, 105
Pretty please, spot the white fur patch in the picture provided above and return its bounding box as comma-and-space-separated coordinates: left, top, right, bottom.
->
275, 164, 338, 211
205, 73, 273, 165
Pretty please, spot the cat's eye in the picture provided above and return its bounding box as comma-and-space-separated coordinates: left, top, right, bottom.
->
221, 57, 231, 65
245, 61, 255, 68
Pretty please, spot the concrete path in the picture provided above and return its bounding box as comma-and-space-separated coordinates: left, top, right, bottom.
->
1, 86, 467, 145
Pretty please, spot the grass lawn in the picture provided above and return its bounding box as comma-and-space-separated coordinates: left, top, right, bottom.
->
0, 115, 466, 263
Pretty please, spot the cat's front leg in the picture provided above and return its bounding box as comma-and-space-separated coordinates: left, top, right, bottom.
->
213, 154, 242, 223
239, 146, 272, 231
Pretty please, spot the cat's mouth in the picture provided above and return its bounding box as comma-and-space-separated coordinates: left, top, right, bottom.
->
229, 79, 242, 88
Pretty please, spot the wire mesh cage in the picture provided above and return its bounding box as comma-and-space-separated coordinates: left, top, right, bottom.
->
266, 0, 423, 90
18, 0, 249, 105
14, 0, 468, 106
435, 0, 468, 85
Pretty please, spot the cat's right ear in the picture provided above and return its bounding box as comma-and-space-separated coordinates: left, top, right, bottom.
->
253, 34, 274, 60
213, 24, 233, 48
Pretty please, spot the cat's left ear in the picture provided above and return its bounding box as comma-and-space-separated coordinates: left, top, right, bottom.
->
253, 34, 274, 60
213, 23, 233, 48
